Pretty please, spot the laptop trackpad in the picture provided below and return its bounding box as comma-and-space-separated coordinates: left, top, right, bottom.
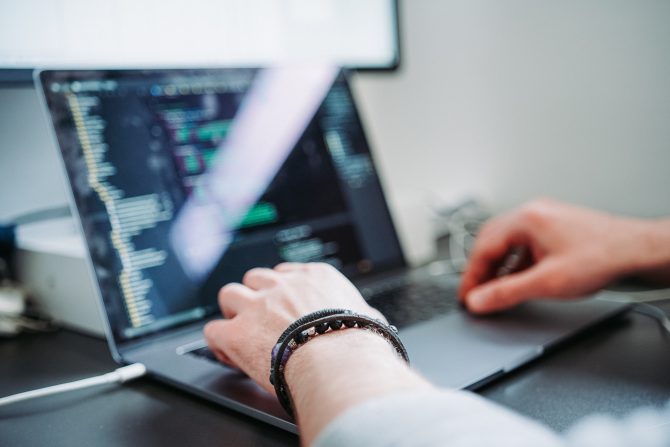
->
399, 297, 628, 389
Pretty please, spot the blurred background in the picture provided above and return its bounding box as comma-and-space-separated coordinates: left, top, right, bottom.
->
353, 0, 670, 219
1, 0, 669, 222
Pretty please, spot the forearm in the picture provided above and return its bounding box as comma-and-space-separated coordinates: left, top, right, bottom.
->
619, 218, 670, 285
284, 329, 433, 446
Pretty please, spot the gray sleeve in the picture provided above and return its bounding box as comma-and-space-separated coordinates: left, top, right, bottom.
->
313, 389, 564, 447
563, 402, 670, 447
313, 389, 670, 447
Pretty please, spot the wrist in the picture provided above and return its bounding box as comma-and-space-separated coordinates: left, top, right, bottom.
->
285, 328, 398, 379
284, 328, 431, 444
615, 217, 670, 276
271, 310, 409, 416
284, 328, 417, 400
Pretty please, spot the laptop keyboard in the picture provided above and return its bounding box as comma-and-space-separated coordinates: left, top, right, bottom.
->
363, 279, 461, 329
184, 276, 460, 362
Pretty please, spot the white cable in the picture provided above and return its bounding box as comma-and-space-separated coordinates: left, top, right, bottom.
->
0, 363, 146, 407
633, 303, 670, 334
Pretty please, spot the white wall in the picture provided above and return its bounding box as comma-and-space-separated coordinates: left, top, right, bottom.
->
353, 0, 670, 217
0, 87, 68, 221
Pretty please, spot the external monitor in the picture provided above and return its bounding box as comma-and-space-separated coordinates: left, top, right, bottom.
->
0, 0, 401, 84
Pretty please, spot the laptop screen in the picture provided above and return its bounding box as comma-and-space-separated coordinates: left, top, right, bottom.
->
39, 67, 405, 342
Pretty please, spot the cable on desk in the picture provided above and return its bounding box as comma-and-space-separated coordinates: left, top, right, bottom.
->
0, 363, 146, 407
633, 303, 670, 335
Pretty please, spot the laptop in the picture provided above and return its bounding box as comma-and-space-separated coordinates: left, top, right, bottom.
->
36, 67, 629, 433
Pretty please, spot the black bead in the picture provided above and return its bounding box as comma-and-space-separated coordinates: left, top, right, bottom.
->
294, 330, 309, 344
329, 320, 343, 330
269, 374, 274, 385
343, 319, 356, 328
316, 322, 330, 334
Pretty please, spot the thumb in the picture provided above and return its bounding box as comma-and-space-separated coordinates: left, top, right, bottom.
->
465, 260, 561, 314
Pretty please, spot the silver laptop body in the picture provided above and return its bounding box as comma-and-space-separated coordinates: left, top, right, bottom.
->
36, 67, 629, 432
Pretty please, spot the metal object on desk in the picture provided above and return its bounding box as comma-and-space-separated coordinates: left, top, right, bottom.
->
0, 258, 54, 336
0, 258, 26, 336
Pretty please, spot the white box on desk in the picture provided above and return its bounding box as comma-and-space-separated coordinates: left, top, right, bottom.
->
15, 218, 105, 337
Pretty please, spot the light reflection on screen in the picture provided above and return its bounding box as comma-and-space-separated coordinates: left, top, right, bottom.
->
168, 66, 338, 280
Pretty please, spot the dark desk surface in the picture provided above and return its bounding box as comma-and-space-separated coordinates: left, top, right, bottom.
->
3, 301, 670, 447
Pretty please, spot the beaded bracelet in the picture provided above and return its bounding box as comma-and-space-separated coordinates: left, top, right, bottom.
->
269, 308, 410, 417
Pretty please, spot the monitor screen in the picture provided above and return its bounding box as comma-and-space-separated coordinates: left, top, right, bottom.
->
1, 0, 400, 83
39, 67, 405, 341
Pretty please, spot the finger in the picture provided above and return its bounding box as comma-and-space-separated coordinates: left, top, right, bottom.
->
458, 215, 529, 301
464, 260, 560, 314
242, 267, 281, 290
274, 262, 308, 273
218, 282, 256, 319
203, 319, 239, 368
